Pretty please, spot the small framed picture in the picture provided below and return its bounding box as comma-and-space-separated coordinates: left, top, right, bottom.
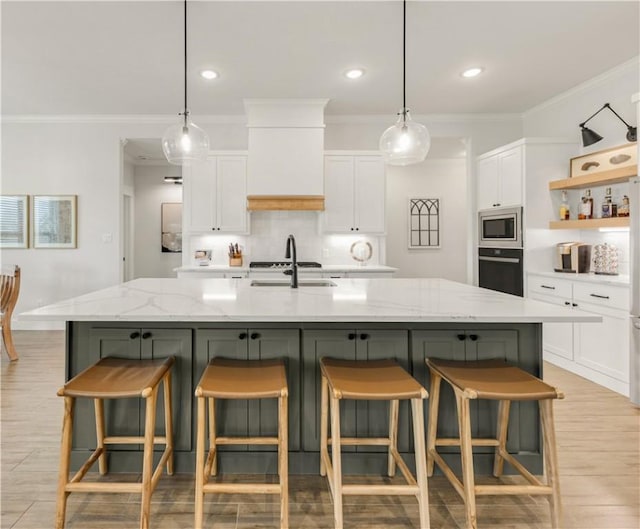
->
32, 195, 77, 249
194, 249, 212, 265
0, 195, 29, 249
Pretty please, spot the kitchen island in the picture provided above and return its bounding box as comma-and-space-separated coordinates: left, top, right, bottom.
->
21, 277, 599, 475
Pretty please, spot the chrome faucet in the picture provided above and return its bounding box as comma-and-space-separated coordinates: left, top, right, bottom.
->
284, 234, 298, 288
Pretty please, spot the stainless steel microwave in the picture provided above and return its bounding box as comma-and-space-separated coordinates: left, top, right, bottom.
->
478, 207, 522, 248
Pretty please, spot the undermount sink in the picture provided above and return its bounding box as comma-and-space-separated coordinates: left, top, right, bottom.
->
250, 279, 337, 288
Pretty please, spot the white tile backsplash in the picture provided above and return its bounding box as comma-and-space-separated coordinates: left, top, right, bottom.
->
187, 211, 383, 266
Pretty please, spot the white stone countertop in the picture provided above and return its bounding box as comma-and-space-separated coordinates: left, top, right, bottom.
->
527, 270, 630, 287
20, 278, 600, 324
174, 264, 398, 273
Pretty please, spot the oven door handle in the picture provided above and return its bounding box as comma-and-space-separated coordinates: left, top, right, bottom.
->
478, 256, 521, 264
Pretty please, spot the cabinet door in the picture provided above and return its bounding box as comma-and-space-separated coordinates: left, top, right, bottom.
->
216, 156, 248, 233
323, 156, 355, 233
186, 158, 216, 232
574, 303, 629, 382
355, 330, 410, 451
476, 155, 499, 210
498, 147, 523, 207
247, 329, 301, 450
302, 330, 357, 450
141, 328, 193, 452
354, 156, 385, 233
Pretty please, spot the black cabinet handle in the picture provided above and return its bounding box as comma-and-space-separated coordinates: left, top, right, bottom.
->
250, 333, 260, 340
359, 333, 369, 340
469, 334, 478, 341
142, 332, 152, 340
129, 331, 140, 339
457, 334, 466, 341
348, 333, 356, 340
541, 285, 556, 290
564, 301, 571, 306
238, 333, 247, 340
590, 293, 610, 300
572, 303, 578, 307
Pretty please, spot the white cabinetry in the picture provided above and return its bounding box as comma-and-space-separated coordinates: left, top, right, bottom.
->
183, 154, 248, 233
323, 155, 385, 233
476, 145, 523, 210
527, 273, 629, 395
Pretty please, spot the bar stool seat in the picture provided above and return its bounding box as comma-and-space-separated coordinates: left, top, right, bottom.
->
426, 358, 564, 529
194, 358, 289, 529
320, 357, 430, 529
55, 356, 175, 529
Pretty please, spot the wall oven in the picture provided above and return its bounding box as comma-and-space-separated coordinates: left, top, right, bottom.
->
478, 207, 522, 248
478, 247, 524, 297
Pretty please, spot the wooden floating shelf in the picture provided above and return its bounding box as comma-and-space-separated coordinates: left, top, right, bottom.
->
549, 217, 630, 230
548, 165, 637, 190
246, 195, 325, 211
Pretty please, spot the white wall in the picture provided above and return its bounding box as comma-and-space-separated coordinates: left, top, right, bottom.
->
133, 165, 182, 279
386, 157, 467, 280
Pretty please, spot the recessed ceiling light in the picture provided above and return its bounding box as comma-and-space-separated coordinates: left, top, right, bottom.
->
461, 67, 484, 78
345, 68, 365, 80
200, 70, 218, 80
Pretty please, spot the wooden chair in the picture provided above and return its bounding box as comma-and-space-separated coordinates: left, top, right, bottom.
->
55, 356, 175, 529
1, 265, 20, 361
426, 358, 564, 529
194, 358, 289, 529
320, 357, 430, 529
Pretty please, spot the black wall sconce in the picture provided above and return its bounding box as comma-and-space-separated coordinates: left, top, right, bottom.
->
579, 103, 637, 147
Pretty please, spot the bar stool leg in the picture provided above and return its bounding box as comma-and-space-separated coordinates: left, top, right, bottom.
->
208, 397, 218, 476
320, 374, 329, 477
163, 372, 174, 475
195, 395, 206, 529
55, 396, 74, 529
456, 393, 477, 529
330, 393, 344, 529
139, 388, 158, 529
411, 397, 431, 529
426, 372, 441, 477
540, 399, 562, 529
388, 399, 399, 477
94, 398, 108, 475
279, 393, 289, 529
493, 400, 511, 477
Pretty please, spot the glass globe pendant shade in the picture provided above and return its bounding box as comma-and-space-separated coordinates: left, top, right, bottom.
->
379, 109, 431, 166
162, 113, 210, 166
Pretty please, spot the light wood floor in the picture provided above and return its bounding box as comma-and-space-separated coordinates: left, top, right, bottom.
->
1, 331, 638, 529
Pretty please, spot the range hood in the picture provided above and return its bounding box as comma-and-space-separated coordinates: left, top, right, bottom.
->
245, 99, 328, 211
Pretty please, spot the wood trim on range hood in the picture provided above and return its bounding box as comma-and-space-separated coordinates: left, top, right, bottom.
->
247, 195, 325, 211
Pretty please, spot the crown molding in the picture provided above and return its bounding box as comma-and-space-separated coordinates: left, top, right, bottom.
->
523, 56, 640, 119
324, 113, 522, 124
1, 114, 248, 125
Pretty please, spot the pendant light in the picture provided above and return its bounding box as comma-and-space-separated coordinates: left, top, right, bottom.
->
379, 0, 430, 166
162, 0, 209, 165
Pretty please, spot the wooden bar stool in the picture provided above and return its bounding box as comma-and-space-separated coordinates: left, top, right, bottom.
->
425, 358, 564, 529
194, 358, 289, 529
320, 357, 430, 529
55, 356, 175, 529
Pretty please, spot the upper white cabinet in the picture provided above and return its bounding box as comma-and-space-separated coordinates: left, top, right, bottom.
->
323, 155, 385, 234
183, 155, 248, 234
476, 145, 523, 210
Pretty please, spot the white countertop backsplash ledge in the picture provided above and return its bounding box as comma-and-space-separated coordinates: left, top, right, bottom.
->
20, 278, 600, 324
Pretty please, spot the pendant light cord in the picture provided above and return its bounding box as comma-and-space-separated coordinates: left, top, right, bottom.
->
403, 0, 406, 111
183, 0, 188, 117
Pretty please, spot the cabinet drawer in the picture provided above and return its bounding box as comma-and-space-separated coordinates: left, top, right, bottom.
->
527, 275, 572, 299
572, 282, 629, 311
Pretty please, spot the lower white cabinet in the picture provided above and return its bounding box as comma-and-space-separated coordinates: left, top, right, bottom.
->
527, 273, 629, 395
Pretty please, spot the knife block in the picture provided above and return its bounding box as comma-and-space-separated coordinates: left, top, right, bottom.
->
229, 257, 243, 267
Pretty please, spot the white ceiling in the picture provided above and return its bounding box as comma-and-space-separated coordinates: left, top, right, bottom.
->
2, 1, 639, 117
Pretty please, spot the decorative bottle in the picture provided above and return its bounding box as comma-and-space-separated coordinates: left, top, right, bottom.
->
579, 189, 593, 220
618, 195, 630, 217
601, 187, 612, 218
560, 191, 570, 220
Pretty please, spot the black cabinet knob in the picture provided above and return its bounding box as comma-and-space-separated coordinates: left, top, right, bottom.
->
572, 303, 578, 307
350, 227, 354, 231
359, 333, 369, 340
238, 333, 247, 340
469, 334, 478, 341
142, 332, 152, 340
250, 333, 260, 340
355, 227, 359, 231
564, 301, 571, 306
457, 334, 466, 341
130, 331, 140, 339
348, 333, 356, 340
